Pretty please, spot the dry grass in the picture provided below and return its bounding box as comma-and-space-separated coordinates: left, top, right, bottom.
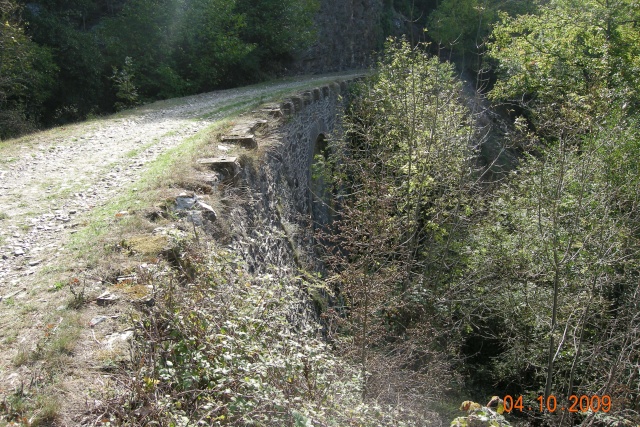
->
0, 73, 364, 425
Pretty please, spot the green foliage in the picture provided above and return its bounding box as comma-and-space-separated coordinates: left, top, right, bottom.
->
100, 0, 189, 99
110, 56, 139, 111
320, 38, 475, 406
109, 241, 426, 426
0, 0, 57, 138
451, 403, 510, 427
1, 0, 320, 137
235, 0, 319, 77
460, 113, 640, 400
338, 38, 474, 249
25, 3, 106, 123
487, 0, 640, 132
175, 0, 252, 90
102, 0, 251, 97
427, 0, 532, 65
101, 0, 318, 99
428, 0, 496, 54
380, 0, 439, 31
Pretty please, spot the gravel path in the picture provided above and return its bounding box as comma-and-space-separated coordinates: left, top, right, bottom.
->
0, 72, 364, 423
0, 73, 361, 294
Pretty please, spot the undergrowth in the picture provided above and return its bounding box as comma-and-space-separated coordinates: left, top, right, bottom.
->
102, 238, 426, 426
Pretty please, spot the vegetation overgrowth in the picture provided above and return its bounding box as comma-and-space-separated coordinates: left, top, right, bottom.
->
2, 0, 639, 425
312, 0, 640, 423
0, 0, 319, 139
104, 240, 434, 426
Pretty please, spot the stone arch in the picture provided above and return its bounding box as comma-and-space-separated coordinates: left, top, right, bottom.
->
313, 133, 328, 160
307, 118, 328, 168
309, 132, 332, 228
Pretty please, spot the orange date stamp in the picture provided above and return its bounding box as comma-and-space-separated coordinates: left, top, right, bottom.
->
504, 395, 612, 413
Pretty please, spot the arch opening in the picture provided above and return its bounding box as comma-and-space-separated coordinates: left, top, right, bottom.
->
310, 133, 333, 228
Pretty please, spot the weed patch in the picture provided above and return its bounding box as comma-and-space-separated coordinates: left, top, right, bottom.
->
1, 383, 61, 426
101, 240, 426, 426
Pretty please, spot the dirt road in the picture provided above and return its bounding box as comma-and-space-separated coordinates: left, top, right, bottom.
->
0, 73, 361, 292
0, 72, 361, 424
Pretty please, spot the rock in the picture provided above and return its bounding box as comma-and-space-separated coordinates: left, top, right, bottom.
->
186, 210, 203, 226
105, 330, 134, 349
261, 104, 281, 116
14, 248, 25, 256
197, 157, 238, 177
96, 291, 118, 306
133, 296, 155, 308
89, 316, 109, 327
221, 134, 257, 149
175, 195, 197, 210
196, 201, 217, 221
28, 260, 41, 267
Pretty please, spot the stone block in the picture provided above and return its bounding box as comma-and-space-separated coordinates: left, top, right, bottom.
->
302, 91, 313, 106
221, 134, 257, 149
250, 119, 268, 133
281, 101, 294, 116
291, 96, 303, 111
263, 106, 283, 118
227, 119, 267, 136
197, 157, 239, 176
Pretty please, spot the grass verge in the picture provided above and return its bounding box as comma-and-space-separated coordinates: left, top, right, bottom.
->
0, 72, 366, 425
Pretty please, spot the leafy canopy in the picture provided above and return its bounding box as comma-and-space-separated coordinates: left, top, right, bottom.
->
487, 0, 640, 130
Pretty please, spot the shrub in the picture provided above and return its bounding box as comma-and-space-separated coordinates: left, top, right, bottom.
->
105, 240, 428, 426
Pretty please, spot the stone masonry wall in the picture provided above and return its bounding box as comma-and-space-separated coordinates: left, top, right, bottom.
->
224, 79, 357, 275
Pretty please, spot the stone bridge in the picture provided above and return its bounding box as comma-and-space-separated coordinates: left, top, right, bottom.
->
195, 78, 359, 272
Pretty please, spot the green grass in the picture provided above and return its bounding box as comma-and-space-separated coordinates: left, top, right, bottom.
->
20, 304, 38, 315
1, 379, 61, 426
3, 332, 17, 345
0, 71, 367, 427
198, 98, 261, 119
0, 155, 17, 163
66, 118, 229, 262
47, 315, 81, 356
0, 119, 103, 152
123, 137, 160, 159
43, 185, 79, 202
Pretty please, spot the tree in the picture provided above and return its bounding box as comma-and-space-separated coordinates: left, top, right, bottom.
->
460, 112, 640, 420
487, 0, 640, 134
427, 0, 532, 69
100, 0, 189, 99
322, 38, 476, 405
0, 0, 57, 138
110, 56, 139, 110
173, 0, 252, 90
234, 0, 319, 77
101, 0, 318, 99
26, 7, 106, 123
